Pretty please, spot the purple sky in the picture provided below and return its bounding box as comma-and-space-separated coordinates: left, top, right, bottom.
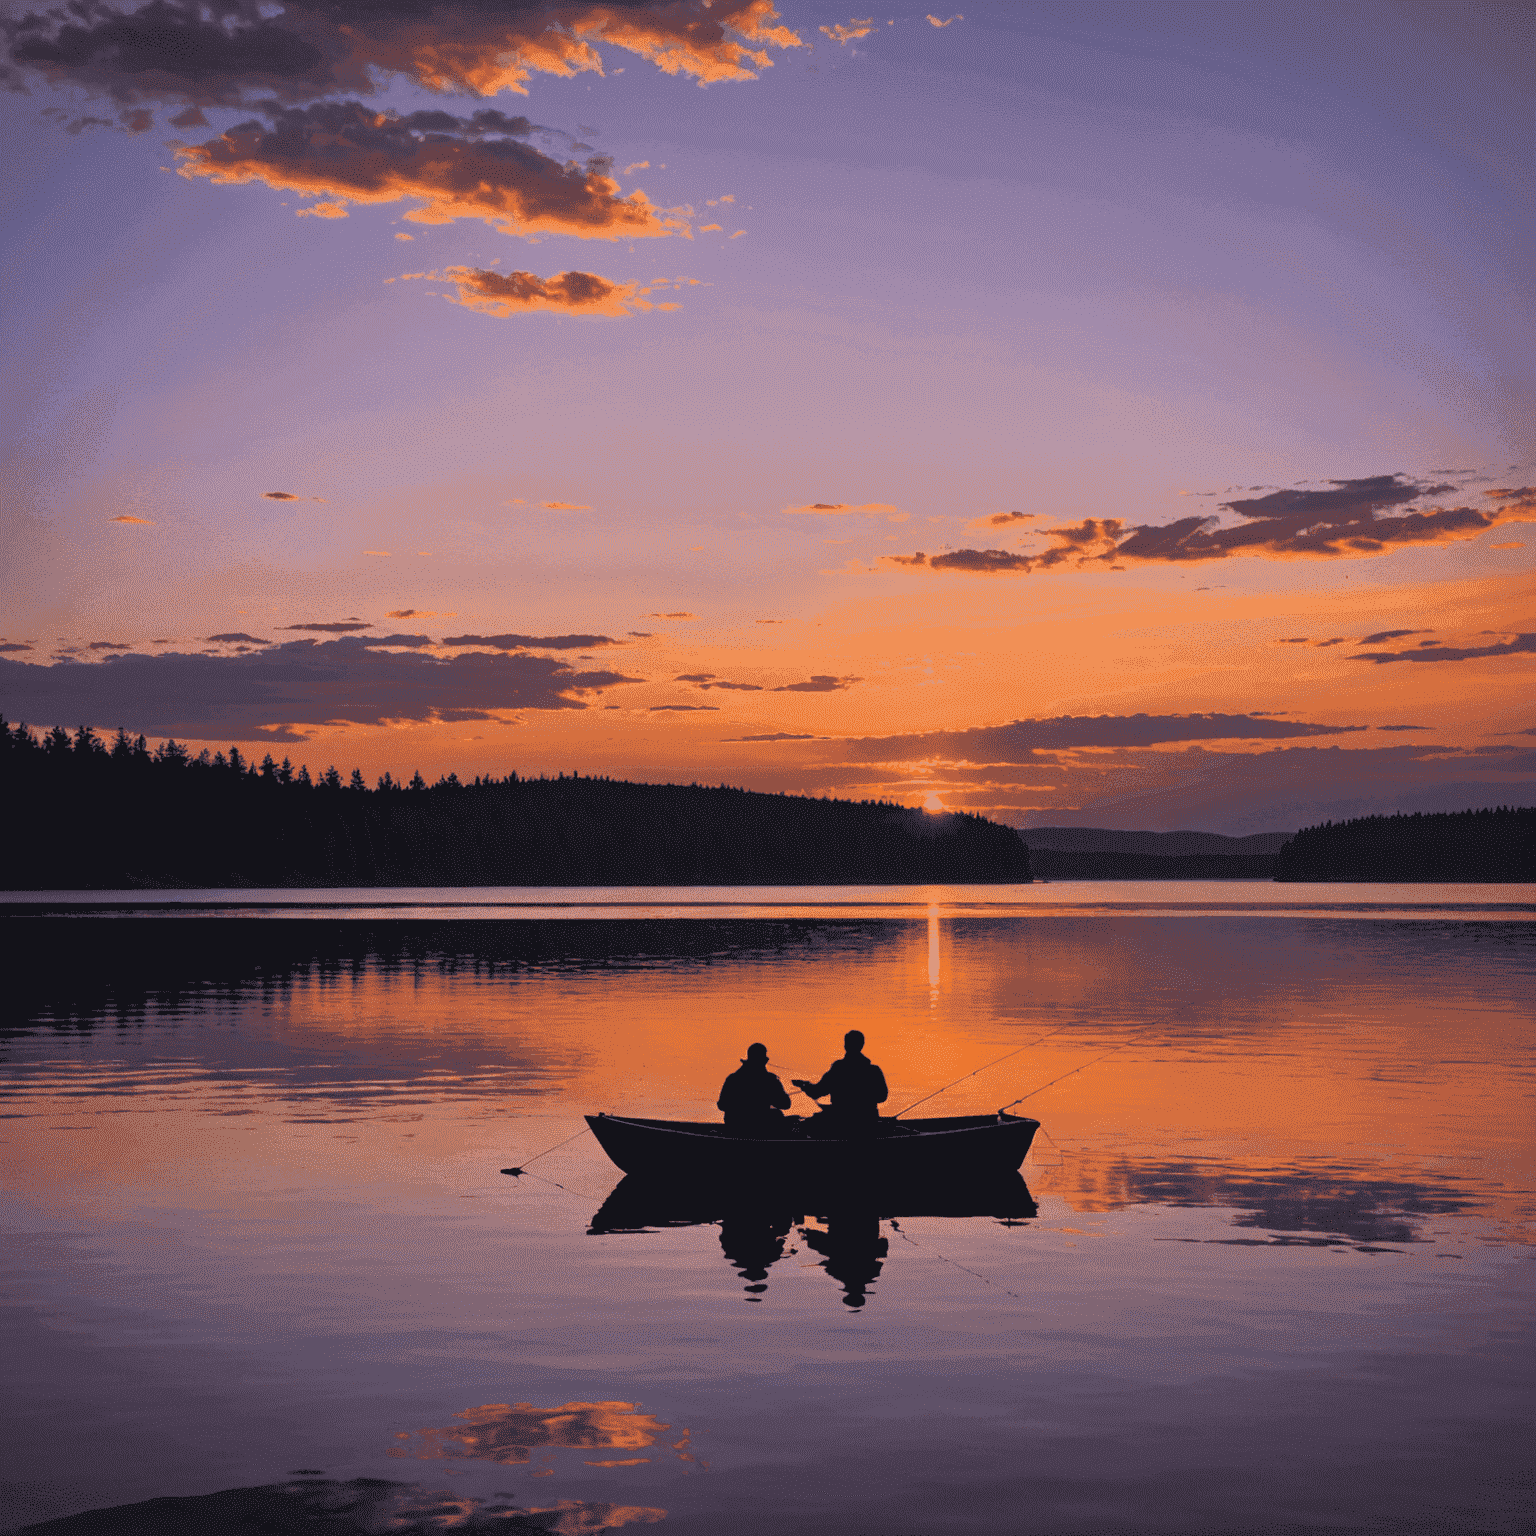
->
2, 1, 1532, 830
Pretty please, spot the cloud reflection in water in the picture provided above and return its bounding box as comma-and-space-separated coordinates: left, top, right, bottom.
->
390, 1401, 671, 1467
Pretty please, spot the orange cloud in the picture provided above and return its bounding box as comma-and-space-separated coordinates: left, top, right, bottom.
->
821, 18, 875, 44
881, 477, 1536, 575
927, 13, 963, 26
9, 1, 804, 106
109, 514, 153, 524
543, 500, 593, 510
295, 199, 348, 218
410, 265, 687, 318
645, 611, 697, 619
177, 105, 683, 240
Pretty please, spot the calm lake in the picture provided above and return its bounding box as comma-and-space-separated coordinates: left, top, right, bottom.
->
3, 883, 1533, 1535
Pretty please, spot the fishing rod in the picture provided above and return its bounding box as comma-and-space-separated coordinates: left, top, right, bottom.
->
997, 1036, 1139, 1112
891, 1020, 1079, 1118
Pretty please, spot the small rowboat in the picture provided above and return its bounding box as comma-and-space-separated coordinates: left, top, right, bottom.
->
585, 1111, 1039, 1184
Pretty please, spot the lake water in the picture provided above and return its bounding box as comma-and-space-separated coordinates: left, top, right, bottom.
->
3, 884, 1533, 1535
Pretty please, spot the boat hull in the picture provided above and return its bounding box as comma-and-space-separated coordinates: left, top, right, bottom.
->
585, 1111, 1039, 1185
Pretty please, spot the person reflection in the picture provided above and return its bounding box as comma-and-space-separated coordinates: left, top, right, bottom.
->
793, 1029, 889, 1135
800, 1211, 888, 1308
717, 1042, 792, 1136
719, 1208, 796, 1300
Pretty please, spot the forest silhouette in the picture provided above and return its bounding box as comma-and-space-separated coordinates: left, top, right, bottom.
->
4, 719, 1527, 888
1274, 807, 1533, 882
0, 720, 1030, 888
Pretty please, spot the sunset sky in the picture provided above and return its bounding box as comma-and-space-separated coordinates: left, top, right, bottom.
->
2, 0, 1531, 833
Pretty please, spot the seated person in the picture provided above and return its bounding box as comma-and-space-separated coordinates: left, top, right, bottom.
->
793, 1030, 888, 1133
717, 1042, 792, 1137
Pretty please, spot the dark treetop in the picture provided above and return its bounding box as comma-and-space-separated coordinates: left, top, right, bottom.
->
1274, 806, 1534, 882
0, 720, 1031, 888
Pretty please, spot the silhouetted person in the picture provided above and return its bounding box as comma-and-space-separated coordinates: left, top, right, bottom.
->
718, 1042, 792, 1136
793, 1030, 888, 1133
800, 1210, 888, 1308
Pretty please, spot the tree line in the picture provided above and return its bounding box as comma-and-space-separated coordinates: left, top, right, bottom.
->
1274, 806, 1534, 882
0, 720, 1032, 888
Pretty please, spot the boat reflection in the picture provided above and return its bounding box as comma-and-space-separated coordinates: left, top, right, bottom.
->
589, 1172, 1037, 1308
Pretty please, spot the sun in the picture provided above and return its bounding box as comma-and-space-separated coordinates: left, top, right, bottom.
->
923, 792, 945, 812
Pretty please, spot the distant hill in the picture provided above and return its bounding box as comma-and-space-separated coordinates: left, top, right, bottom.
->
1020, 827, 1293, 856
0, 720, 1030, 889
1024, 850, 1280, 880
1274, 807, 1534, 882
1018, 826, 1290, 879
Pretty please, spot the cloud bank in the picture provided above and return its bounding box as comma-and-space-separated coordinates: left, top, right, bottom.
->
0, 635, 641, 741
711, 719, 1532, 834
177, 103, 680, 238
441, 631, 623, 650
5, 0, 804, 107
881, 478, 1536, 575
1350, 633, 1536, 665
823, 714, 1370, 762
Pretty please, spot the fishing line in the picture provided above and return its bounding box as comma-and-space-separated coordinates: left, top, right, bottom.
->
887, 1219, 1024, 1301
892, 1020, 1079, 1118
501, 1163, 617, 1203
500, 1124, 591, 1178
1031, 1122, 1067, 1173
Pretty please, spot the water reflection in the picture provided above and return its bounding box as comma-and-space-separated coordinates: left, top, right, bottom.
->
8, 916, 900, 1032
390, 1401, 674, 1467
1067, 1154, 1482, 1249
719, 1208, 796, 1299
588, 1173, 1038, 1307
800, 1212, 888, 1308
14, 1480, 666, 1534
4, 904, 1532, 1536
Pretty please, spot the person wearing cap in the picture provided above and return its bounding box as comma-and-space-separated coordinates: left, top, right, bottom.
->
717, 1043, 793, 1137
793, 1030, 888, 1132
